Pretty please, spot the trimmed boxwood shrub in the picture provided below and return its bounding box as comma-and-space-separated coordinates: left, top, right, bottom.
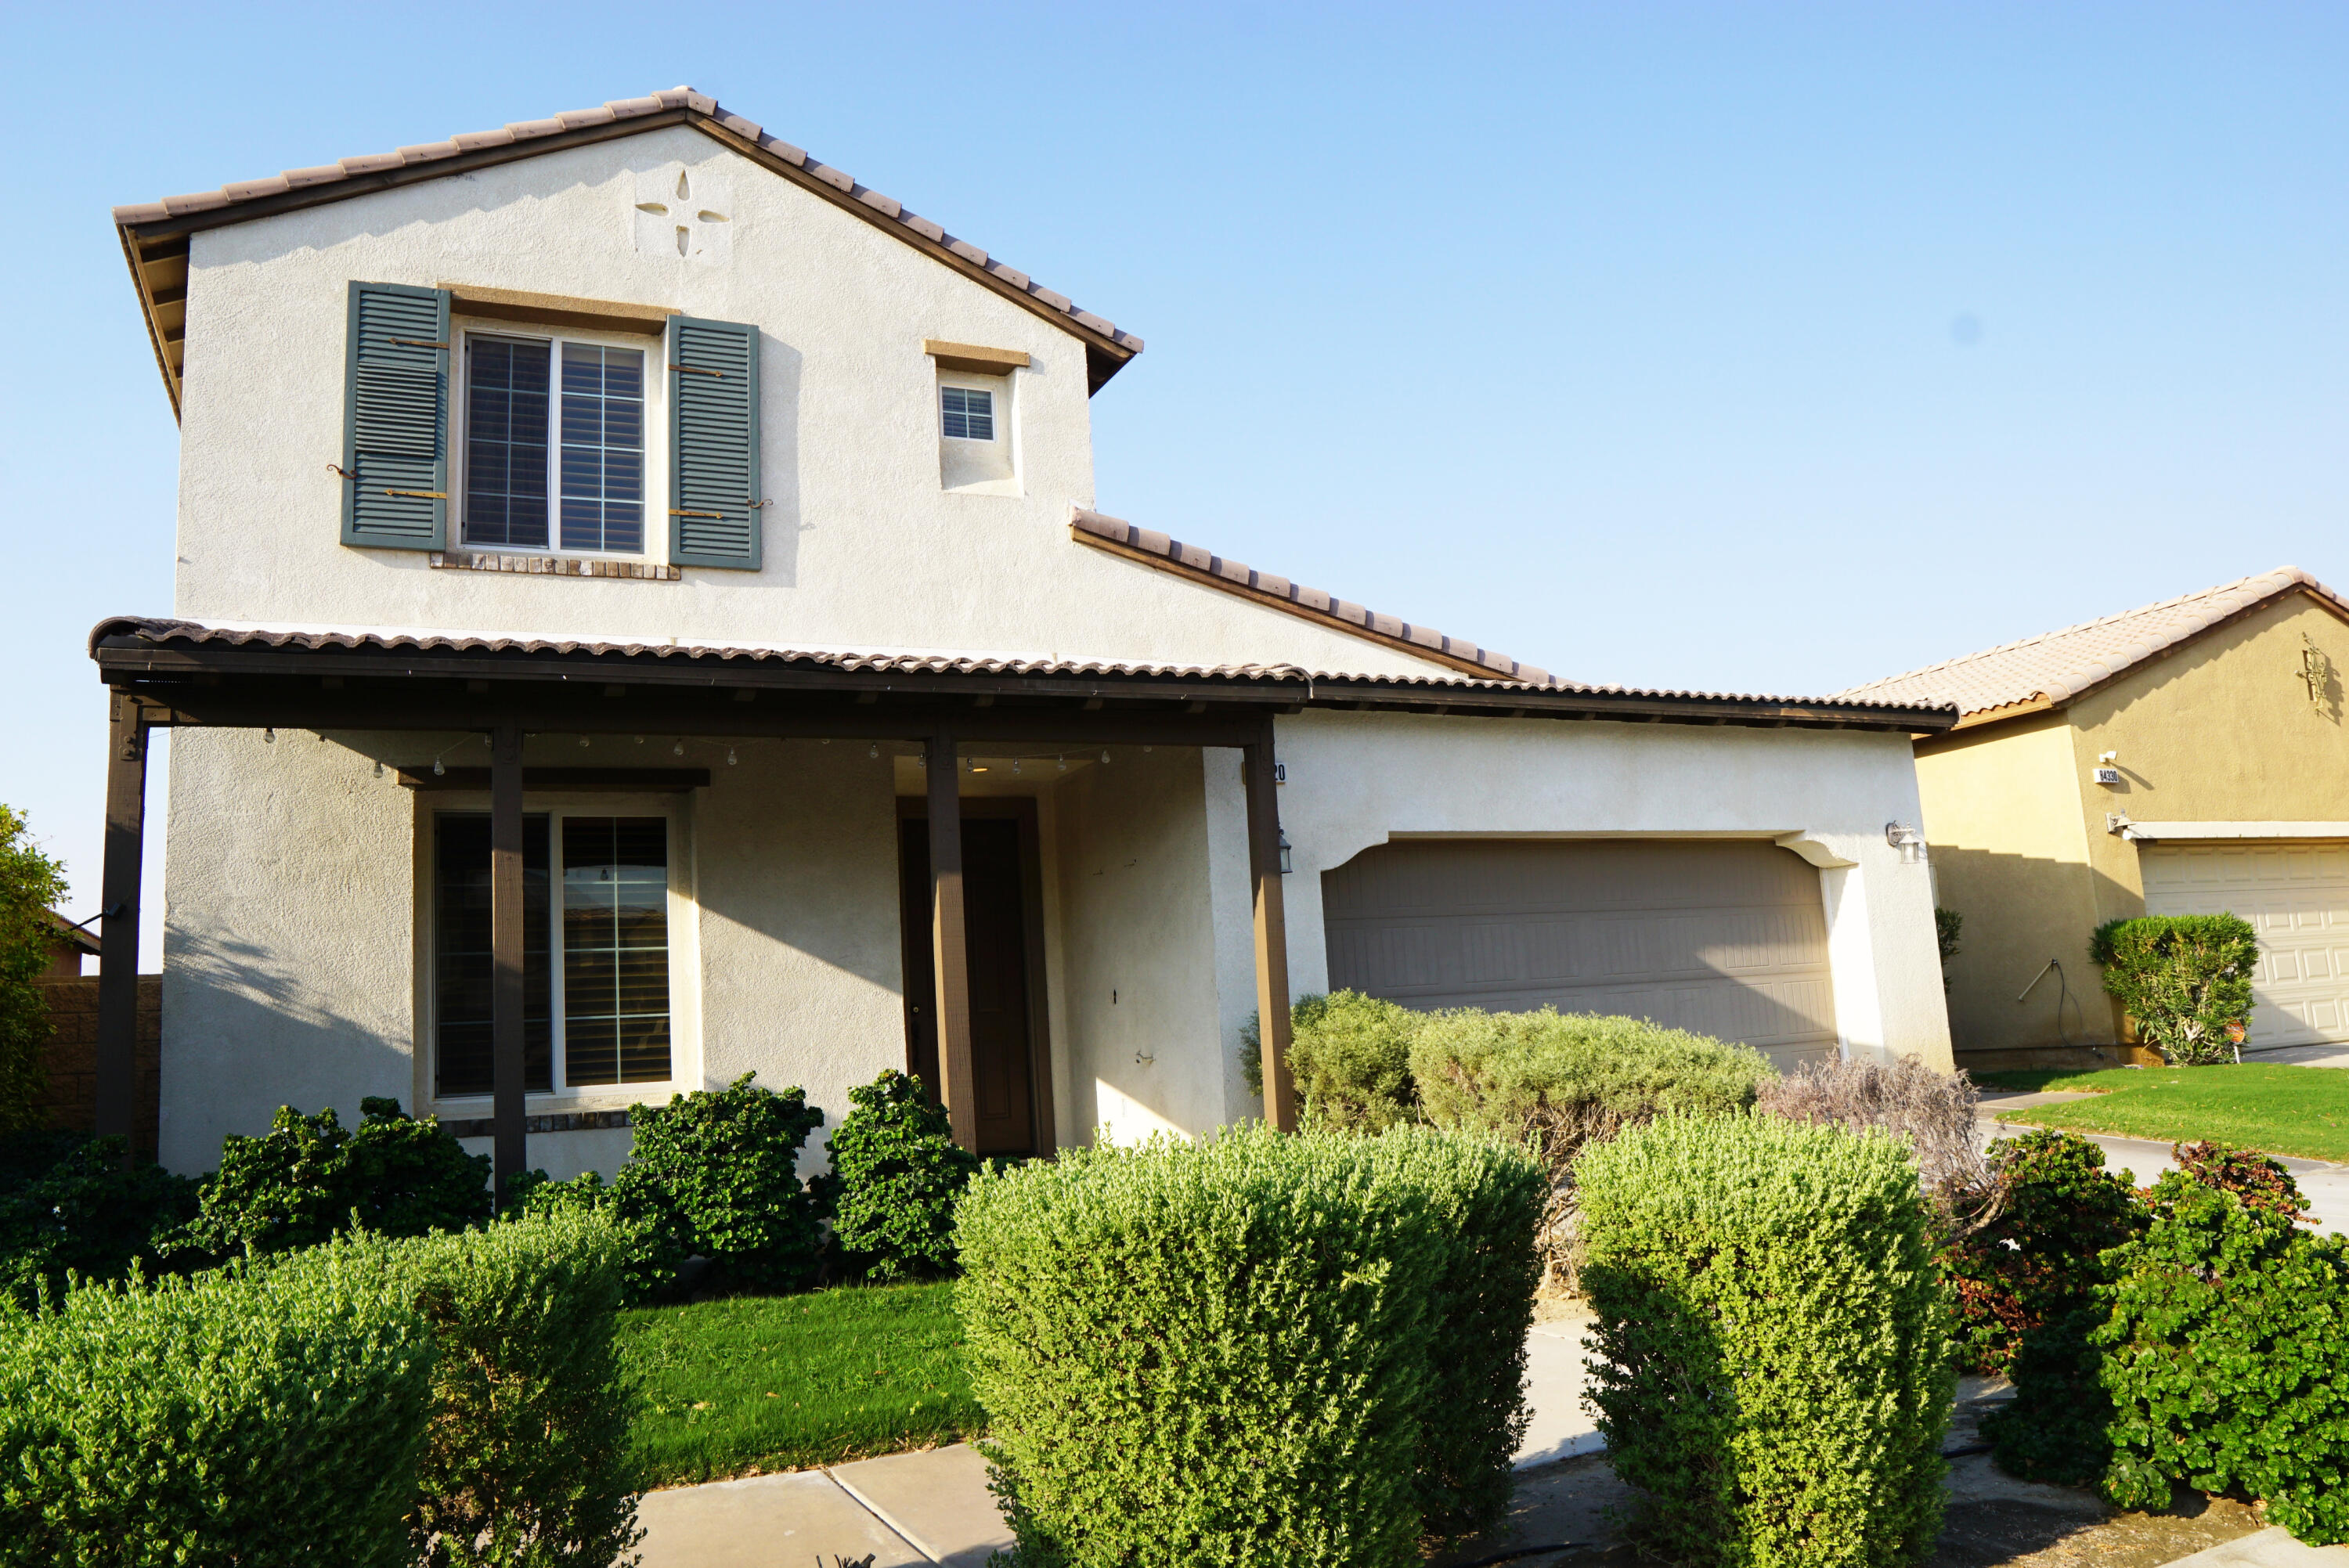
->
1942, 1130, 2145, 1374
2090, 914, 2259, 1065
175, 1096, 492, 1257
278, 1209, 642, 1567
819, 1069, 981, 1281
0, 1241, 434, 1567
1239, 990, 1426, 1130
517, 1166, 691, 1306
1, 1130, 201, 1307
954, 1124, 1544, 1565
1578, 1113, 1952, 1567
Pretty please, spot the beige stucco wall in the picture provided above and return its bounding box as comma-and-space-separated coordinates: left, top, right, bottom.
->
1270, 711, 1955, 1071
1914, 589, 2349, 1054
171, 123, 1453, 682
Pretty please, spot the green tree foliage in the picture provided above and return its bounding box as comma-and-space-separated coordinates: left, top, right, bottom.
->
1942, 1130, 2146, 1373
954, 1125, 1544, 1565
1577, 1114, 1953, 1568
2090, 914, 2260, 1065
1238, 989, 1425, 1130
175, 1097, 492, 1257
0, 1130, 201, 1306
0, 1242, 435, 1567
0, 805, 69, 1133
818, 1069, 981, 1281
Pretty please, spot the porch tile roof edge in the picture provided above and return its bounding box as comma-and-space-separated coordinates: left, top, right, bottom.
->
109, 86, 1142, 356
1834, 566, 2348, 719
88, 616, 1958, 720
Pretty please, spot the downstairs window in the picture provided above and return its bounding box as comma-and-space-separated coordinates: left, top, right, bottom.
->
432, 811, 673, 1097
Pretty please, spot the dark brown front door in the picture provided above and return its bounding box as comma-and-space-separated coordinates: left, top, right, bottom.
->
897, 810, 1044, 1155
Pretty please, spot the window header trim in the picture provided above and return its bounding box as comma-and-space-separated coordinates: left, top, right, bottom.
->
442, 282, 678, 338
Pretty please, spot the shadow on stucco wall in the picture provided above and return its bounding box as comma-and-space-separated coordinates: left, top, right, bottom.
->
158, 925, 418, 1173
1929, 846, 2138, 1056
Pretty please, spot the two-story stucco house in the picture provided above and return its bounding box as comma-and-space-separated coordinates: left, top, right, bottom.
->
85, 87, 1958, 1189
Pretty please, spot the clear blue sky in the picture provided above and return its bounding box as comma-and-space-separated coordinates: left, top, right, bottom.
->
3, 2, 2344, 956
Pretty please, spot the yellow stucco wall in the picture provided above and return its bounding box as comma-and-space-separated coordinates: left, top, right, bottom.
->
1914, 588, 2349, 1053
1915, 713, 2102, 1051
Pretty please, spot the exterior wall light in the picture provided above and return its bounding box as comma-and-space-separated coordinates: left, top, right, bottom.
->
1885, 822, 1927, 866
1278, 829, 1294, 875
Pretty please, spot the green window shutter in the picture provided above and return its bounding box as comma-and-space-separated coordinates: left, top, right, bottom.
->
341, 281, 451, 550
667, 315, 763, 570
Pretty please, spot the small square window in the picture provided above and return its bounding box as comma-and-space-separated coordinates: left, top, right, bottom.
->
941, 385, 994, 442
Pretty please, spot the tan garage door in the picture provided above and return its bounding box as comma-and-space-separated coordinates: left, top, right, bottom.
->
1321, 839, 1838, 1068
2140, 842, 2349, 1049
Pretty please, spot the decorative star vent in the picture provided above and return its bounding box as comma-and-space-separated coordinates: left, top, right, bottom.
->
633, 164, 733, 262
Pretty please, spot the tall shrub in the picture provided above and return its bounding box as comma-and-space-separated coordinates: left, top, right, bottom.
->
1578, 1114, 1952, 1568
618, 1072, 828, 1293
820, 1069, 981, 1281
1369, 1126, 1546, 1539
0, 1244, 434, 1567
176, 1097, 492, 1257
1943, 1130, 2145, 1375
2090, 914, 2259, 1065
1239, 991, 1427, 1130
0, 806, 69, 1132
275, 1210, 643, 1567
955, 1124, 1541, 1566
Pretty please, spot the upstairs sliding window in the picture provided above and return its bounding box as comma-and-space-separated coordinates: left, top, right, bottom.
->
462, 334, 645, 554
432, 811, 673, 1098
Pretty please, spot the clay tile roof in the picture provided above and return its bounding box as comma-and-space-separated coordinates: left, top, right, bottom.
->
1065, 508, 1956, 718
1835, 567, 2349, 719
88, 616, 1954, 729
114, 86, 1141, 415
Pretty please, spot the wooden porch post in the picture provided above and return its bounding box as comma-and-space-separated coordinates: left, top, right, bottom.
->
94, 690, 148, 1158
489, 719, 527, 1205
1243, 725, 1297, 1132
926, 731, 979, 1150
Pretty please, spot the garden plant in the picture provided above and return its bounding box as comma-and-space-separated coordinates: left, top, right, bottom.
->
817, 1068, 981, 1281
1578, 1113, 1952, 1567
1940, 1130, 2145, 1374
2089, 914, 2260, 1065
955, 1123, 1544, 1566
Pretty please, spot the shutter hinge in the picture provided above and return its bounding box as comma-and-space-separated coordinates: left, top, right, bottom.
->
670, 509, 724, 518
669, 363, 725, 377
327, 463, 356, 481
747, 498, 773, 510
389, 339, 448, 349
384, 490, 448, 499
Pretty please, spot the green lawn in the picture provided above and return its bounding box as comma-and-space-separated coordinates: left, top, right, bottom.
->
1978, 1063, 2349, 1162
618, 1280, 983, 1487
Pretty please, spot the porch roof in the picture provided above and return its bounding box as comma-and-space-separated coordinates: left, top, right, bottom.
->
90, 616, 1957, 734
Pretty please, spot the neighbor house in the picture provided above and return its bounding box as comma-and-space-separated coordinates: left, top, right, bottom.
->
1840, 568, 2349, 1068
90, 87, 1958, 1186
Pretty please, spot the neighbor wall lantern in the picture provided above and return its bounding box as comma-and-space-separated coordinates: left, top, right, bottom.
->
1278, 830, 1294, 875
1885, 822, 1928, 866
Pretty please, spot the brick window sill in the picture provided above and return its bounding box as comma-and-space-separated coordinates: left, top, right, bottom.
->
431, 550, 680, 582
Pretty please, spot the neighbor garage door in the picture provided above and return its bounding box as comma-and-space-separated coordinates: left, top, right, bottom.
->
1321, 839, 1838, 1068
2140, 842, 2349, 1049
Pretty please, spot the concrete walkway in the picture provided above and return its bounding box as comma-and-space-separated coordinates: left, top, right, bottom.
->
1976, 1090, 2349, 1235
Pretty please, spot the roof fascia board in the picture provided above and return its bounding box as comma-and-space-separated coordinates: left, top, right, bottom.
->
115, 108, 1137, 418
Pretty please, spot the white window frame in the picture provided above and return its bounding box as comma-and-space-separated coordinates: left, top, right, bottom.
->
423, 800, 689, 1108
452, 321, 665, 561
